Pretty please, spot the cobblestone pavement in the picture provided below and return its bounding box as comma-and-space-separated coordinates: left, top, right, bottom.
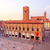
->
0, 31, 50, 50
0, 38, 32, 50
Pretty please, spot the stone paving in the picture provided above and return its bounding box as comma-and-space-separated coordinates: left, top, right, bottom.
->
0, 38, 32, 50
0, 31, 50, 50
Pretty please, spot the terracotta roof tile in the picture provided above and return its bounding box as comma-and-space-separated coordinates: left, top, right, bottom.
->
5, 20, 44, 24
46, 21, 50, 22
31, 16, 44, 18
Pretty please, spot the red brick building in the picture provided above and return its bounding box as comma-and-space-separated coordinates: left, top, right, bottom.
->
4, 6, 45, 41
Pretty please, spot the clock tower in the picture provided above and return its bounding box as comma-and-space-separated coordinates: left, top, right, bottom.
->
23, 6, 29, 20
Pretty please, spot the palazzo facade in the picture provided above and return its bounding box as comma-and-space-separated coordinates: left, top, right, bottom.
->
4, 6, 45, 41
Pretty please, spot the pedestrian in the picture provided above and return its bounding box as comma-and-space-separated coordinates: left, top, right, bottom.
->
31, 45, 34, 50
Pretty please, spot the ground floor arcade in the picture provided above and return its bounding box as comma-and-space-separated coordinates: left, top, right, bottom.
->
4, 30, 42, 41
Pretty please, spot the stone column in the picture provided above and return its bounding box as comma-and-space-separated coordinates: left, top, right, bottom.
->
34, 32, 36, 40
15, 32, 18, 38
25, 33, 26, 39
8, 25, 9, 36
11, 25, 12, 36
8, 30, 9, 36
21, 32, 22, 38
29, 33, 31, 39
39, 32, 42, 41
18, 32, 19, 38
14, 31, 15, 37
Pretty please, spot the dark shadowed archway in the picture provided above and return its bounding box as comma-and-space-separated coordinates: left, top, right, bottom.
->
19, 32, 21, 38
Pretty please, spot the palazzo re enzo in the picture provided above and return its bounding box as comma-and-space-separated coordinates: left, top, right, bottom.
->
4, 6, 48, 41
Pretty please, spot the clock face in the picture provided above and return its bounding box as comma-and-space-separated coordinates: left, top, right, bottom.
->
24, 11, 26, 13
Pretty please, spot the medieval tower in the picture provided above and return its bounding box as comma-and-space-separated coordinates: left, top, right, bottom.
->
23, 6, 29, 20
44, 11, 46, 22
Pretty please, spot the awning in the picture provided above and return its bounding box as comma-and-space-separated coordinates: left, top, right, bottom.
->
15, 32, 18, 35
36, 32, 39, 36
31, 34, 34, 36
22, 33, 25, 35
9, 31, 11, 35
26, 33, 29, 37
12, 31, 14, 35
6, 31, 8, 34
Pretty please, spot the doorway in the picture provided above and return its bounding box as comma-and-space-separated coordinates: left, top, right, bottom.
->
15, 35, 17, 37
6, 34, 8, 36
26, 37, 29, 39
22, 35, 25, 38
36, 37, 39, 40
19, 32, 21, 37
9, 35, 11, 36
31, 36, 34, 39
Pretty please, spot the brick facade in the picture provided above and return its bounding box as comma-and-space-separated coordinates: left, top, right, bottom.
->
4, 6, 45, 41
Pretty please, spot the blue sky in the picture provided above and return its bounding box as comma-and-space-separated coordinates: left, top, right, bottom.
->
0, 0, 50, 20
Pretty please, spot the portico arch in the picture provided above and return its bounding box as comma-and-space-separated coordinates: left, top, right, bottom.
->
15, 32, 18, 37
12, 31, 14, 36
36, 32, 39, 40
6, 31, 8, 35
22, 32, 25, 38
9, 31, 11, 36
26, 33, 29, 39
31, 33, 34, 39
19, 32, 21, 38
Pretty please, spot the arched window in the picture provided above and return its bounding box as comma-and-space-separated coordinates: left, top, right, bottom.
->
19, 26, 21, 30
37, 27, 39, 31
23, 26, 25, 30
12, 26, 14, 30
7, 26, 8, 29
37, 18, 39, 20
32, 27, 34, 31
9, 26, 11, 29
27, 27, 29, 31
16, 26, 17, 30
24, 11, 26, 13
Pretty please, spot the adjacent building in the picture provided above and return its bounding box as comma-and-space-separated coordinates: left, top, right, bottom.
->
44, 21, 50, 30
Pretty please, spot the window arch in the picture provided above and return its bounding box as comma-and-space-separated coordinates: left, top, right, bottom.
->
12, 26, 14, 30
37, 18, 39, 20
19, 26, 21, 30
7, 26, 8, 29
27, 27, 29, 31
4, 26, 5, 29
23, 26, 25, 30
37, 27, 39, 31
16, 26, 17, 30
9, 26, 11, 29
32, 27, 34, 31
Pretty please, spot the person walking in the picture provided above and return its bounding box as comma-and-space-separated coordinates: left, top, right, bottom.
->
31, 45, 34, 50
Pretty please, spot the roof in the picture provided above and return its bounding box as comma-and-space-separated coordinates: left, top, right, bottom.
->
31, 16, 44, 18
46, 21, 50, 22
5, 20, 44, 24
46, 19, 49, 21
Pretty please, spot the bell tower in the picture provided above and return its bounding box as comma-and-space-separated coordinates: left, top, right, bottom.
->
44, 11, 46, 22
23, 6, 29, 20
